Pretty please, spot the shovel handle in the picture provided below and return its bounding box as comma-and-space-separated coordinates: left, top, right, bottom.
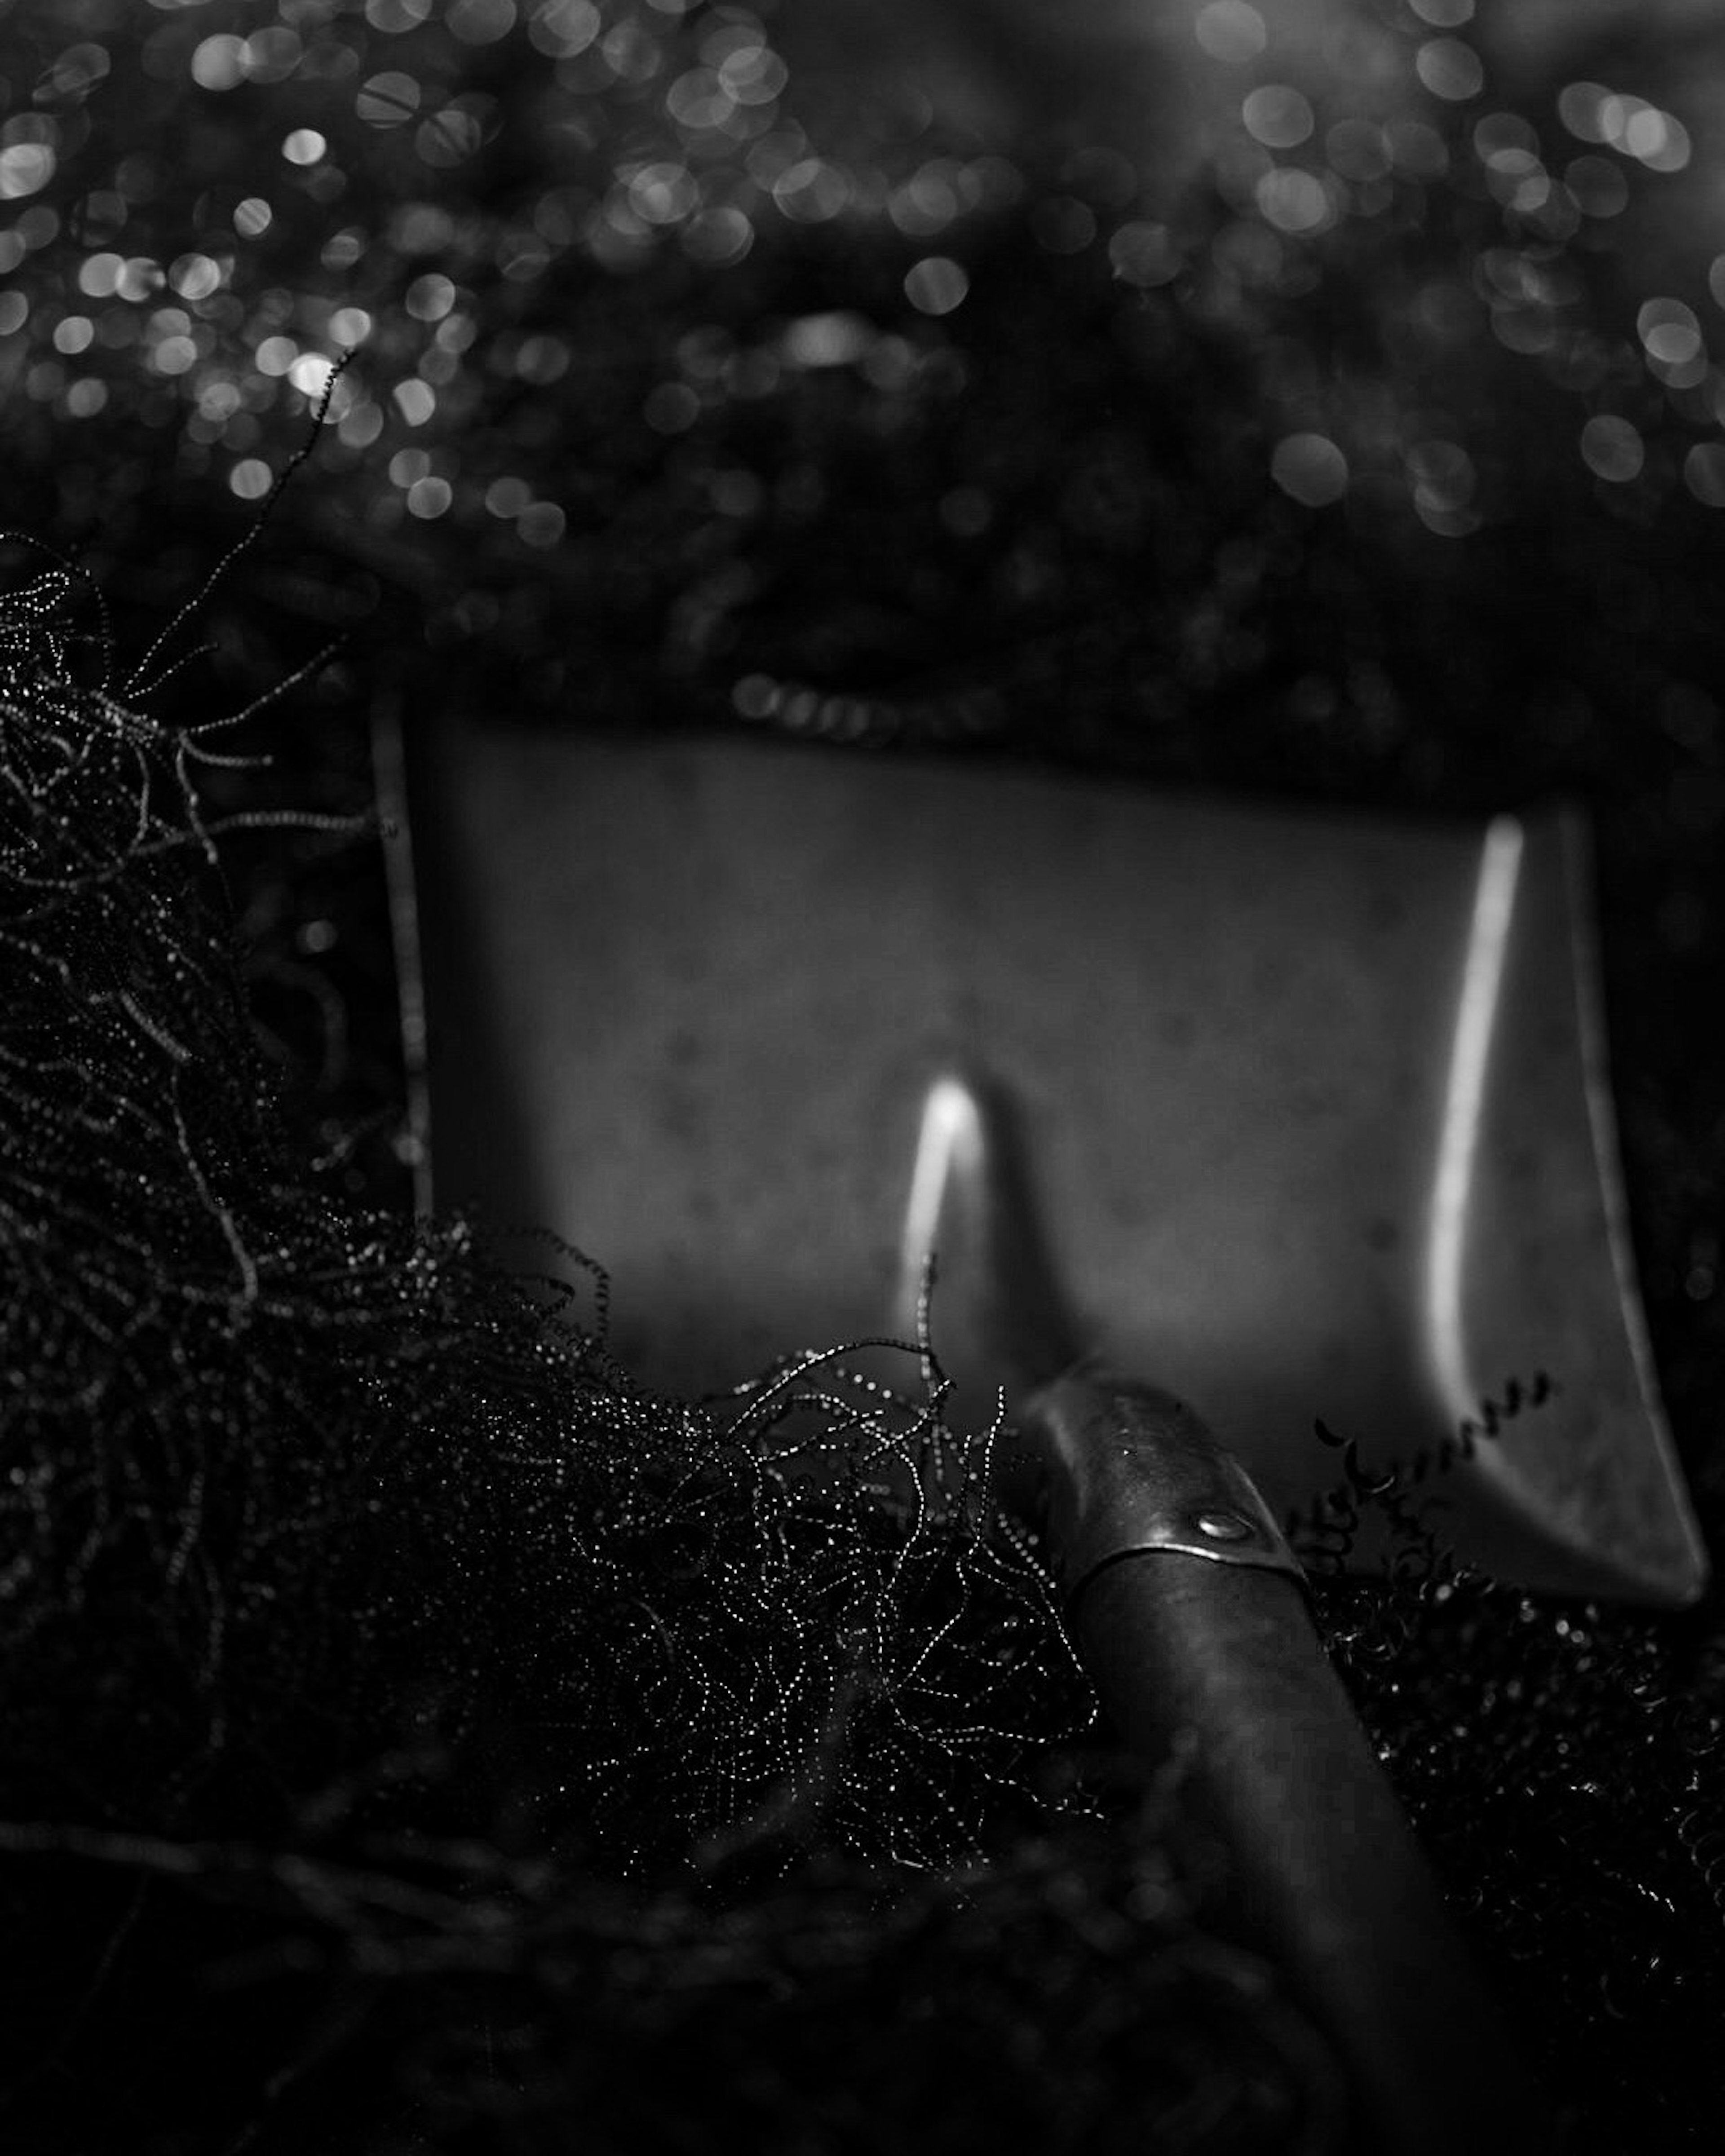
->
1026, 1371, 1552, 2156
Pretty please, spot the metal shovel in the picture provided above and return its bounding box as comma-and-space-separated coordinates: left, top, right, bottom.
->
392, 715, 1709, 2150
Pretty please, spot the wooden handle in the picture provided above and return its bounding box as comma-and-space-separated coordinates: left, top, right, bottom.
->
1028, 1372, 1553, 2155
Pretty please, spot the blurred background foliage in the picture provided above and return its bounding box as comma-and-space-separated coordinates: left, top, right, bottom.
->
5, 0, 1721, 1436
6, 2, 1725, 2150
5, 0, 1725, 681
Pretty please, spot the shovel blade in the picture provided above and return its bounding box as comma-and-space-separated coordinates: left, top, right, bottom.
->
405, 722, 1708, 1607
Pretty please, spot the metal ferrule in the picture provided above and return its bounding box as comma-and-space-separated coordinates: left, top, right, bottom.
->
1024, 1368, 1307, 1609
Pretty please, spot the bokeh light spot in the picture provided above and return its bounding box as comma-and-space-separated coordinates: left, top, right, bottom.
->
628, 162, 698, 225
1482, 147, 1549, 213
394, 206, 455, 254
229, 456, 273, 500
644, 381, 699, 432
45, 42, 111, 100
1255, 168, 1332, 236
190, 35, 247, 91
394, 378, 437, 425
241, 29, 302, 84
169, 252, 222, 301
153, 336, 198, 376
518, 501, 567, 547
417, 107, 484, 169
1683, 443, 1725, 507
289, 353, 336, 399
1407, 438, 1476, 513
514, 334, 571, 384
1416, 39, 1484, 102
601, 18, 665, 86
1194, 2, 1268, 65
772, 159, 850, 224
1579, 415, 1644, 483
1565, 156, 1629, 218
1325, 119, 1390, 184
14, 205, 57, 252
1557, 83, 1611, 144
283, 130, 327, 167
0, 144, 57, 200
732, 674, 778, 720
77, 252, 122, 299
681, 207, 753, 266
1242, 86, 1315, 152
1622, 106, 1690, 173
666, 67, 734, 132
116, 256, 165, 300
486, 477, 532, 518
366, 0, 434, 27
1473, 112, 1537, 160
255, 336, 297, 378
339, 400, 384, 449
407, 475, 455, 518
1109, 221, 1182, 288
406, 273, 456, 322
1638, 298, 1702, 369
234, 198, 272, 238
1271, 432, 1349, 506
890, 163, 960, 239
1385, 118, 1449, 178
718, 41, 786, 106
904, 256, 969, 316
527, 0, 601, 59
359, 71, 420, 127
783, 312, 871, 368
448, 0, 517, 43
